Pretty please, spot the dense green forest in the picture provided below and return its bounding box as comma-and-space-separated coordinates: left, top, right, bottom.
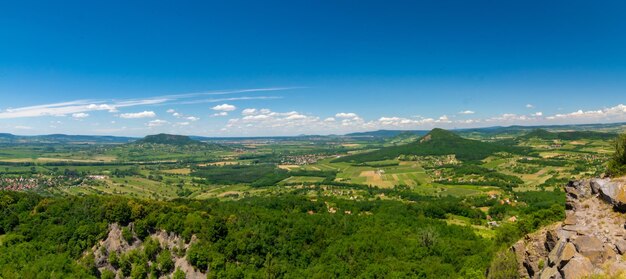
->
335, 129, 528, 163
519, 129, 617, 141
609, 134, 626, 176
0, 187, 565, 278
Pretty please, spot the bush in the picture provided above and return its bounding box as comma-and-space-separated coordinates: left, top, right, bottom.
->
187, 242, 211, 271
122, 227, 134, 244
143, 237, 160, 260
608, 134, 626, 177
173, 268, 186, 279
487, 249, 518, 279
156, 249, 174, 274
101, 269, 116, 279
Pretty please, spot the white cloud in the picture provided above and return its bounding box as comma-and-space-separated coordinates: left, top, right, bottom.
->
72, 112, 89, 119
546, 104, 626, 121
436, 115, 452, 123
533, 112, 543, 116
212, 104, 237, 112
242, 108, 257, 115
335, 112, 359, 119
0, 87, 292, 119
186, 116, 200, 121
147, 119, 168, 127
526, 104, 534, 108
14, 125, 33, 130
459, 110, 475, 115
286, 114, 307, 120
87, 104, 117, 112
212, 112, 229, 117
120, 111, 156, 119
176, 96, 282, 105
166, 109, 176, 113
486, 113, 529, 122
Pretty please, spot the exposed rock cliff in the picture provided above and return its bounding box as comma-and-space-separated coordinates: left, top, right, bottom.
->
88, 223, 207, 279
512, 178, 626, 278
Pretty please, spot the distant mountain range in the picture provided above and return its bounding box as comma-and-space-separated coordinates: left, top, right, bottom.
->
518, 129, 617, 141
346, 122, 626, 138
335, 128, 529, 163
0, 122, 623, 144
0, 133, 136, 144
134, 133, 201, 146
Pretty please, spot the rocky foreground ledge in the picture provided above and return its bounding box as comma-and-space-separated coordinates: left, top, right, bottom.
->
513, 177, 626, 279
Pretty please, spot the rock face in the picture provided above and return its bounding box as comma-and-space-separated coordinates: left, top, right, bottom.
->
90, 223, 207, 279
512, 178, 626, 278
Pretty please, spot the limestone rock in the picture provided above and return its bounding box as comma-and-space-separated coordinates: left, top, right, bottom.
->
548, 241, 565, 266
590, 178, 610, 194
557, 243, 577, 268
573, 236, 605, 264
539, 266, 561, 279
598, 181, 626, 212
560, 255, 593, 279
616, 239, 626, 254
511, 178, 626, 279
545, 229, 559, 252
603, 245, 617, 262
563, 213, 577, 226
512, 241, 532, 278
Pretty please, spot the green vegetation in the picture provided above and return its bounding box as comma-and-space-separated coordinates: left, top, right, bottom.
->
0, 125, 622, 278
608, 134, 626, 176
520, 128, 617, 141
0, 191, 496, 278
336, 128, 528, 163
135, 133, 201, 146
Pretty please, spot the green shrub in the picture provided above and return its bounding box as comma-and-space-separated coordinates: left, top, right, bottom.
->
487, 249, 518, 279
156, 249, 174, 274
122, 227, 134, 244
608, 134, 626, 177
101, 269, 116, 279
173, 268, 186, 279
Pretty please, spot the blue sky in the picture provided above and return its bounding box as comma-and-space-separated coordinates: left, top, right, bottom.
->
1, 0, 625, 136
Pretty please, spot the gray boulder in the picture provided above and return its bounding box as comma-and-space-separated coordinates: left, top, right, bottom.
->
598, 181, 626, 212
545, 230, 559, 252
616, 239, 626, 255
572, 236, 605, 265
557, 242, 577, 268
560, 255, 593, 279
540, 266, 562, 279
590, 178, 610, 194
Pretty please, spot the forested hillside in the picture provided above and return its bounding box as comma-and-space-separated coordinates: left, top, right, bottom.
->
335, 128, 527, 163
0, 190, 501, 278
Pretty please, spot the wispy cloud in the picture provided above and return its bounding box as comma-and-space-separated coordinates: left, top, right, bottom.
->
0, 87, 292, 119
147, 119, 168, 127
159, 87, 300, 100
120, 111, 156, 119
212, 104, 237, 112
546, 104, 626, 121
72, 112, 89, 119
174, 96, 282, 105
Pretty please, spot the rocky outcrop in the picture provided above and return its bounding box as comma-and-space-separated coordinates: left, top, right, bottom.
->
512, 178, 626, 278
593, 178, 626, 212
89, 223, 207, 279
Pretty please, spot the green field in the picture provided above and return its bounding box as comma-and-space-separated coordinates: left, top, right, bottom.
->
0, 127, 622, 278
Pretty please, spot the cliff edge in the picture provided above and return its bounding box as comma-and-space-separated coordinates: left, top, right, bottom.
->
512, 177, 626, 279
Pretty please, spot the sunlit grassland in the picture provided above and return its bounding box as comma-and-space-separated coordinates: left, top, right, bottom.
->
445, 214, 496, 238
